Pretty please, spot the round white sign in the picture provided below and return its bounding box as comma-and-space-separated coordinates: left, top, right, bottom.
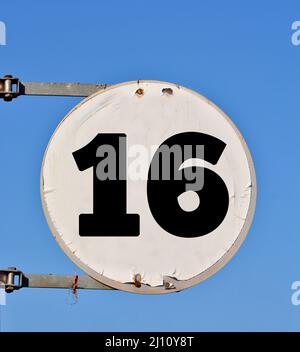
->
41, 81, 256, 294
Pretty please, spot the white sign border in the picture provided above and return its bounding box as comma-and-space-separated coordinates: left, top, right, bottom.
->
41, 80, 257, 294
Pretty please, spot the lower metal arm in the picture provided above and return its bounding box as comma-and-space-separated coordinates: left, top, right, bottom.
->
0, 268, 114, 293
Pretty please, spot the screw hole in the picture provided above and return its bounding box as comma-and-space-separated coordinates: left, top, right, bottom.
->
162, 88, 173, 96
135, 88, 144, 97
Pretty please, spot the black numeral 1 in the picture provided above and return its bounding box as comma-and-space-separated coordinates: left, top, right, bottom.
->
73, 134, 140, 237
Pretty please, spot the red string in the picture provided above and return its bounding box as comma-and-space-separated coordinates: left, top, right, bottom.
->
72, 274, 78, 294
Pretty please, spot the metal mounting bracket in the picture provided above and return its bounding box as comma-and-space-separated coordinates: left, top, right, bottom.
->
0, 268, 114, 293
0, 74, 109, 101
0, 75, 120, 293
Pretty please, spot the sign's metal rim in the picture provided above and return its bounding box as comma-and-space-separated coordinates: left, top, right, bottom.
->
40, 80, 257, 295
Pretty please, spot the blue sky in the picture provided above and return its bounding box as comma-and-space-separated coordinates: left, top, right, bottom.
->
0, 1, 299, 331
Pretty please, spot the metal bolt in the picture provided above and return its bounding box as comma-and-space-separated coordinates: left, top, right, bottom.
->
162, 88, 173, 96
5, 267, 17, 293
3, 75, 14, 102
4, 94, 13, 102
135, 88, 144, 97
5, 285, 14, 293
134, 274, 142, 288
164, 281, 175, 290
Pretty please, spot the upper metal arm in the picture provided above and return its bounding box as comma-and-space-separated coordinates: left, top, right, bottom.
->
0, 75, 109, 101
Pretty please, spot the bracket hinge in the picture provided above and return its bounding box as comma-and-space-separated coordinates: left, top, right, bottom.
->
0, 75, 20, 101
0, 267, 23, 293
